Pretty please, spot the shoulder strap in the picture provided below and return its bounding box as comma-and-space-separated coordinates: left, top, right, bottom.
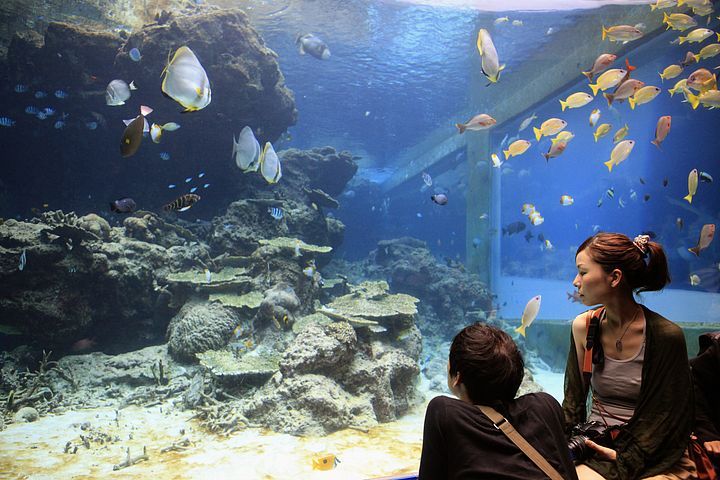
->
477, 405, 564, 480
583, 307, 604, 388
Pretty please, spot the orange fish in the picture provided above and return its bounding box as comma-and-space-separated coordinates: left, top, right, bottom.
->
312, 454, 340, 471
455, 113, 496, 133
651, 116, 671, 150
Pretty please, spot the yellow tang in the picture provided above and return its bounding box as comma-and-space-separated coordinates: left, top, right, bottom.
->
503, 139, 531, 160
161, 46, 211, 112
559, 92, 593, 111
593, 123, 612, 142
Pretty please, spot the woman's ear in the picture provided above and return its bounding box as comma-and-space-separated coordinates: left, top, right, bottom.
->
610, 268, 623, 288
451, 371, 462, 387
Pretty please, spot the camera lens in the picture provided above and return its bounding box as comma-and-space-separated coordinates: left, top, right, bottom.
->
568, 435, 590, 462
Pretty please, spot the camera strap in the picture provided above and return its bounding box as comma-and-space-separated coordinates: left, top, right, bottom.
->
583, 307, 605, 388
477, 405, 564, 480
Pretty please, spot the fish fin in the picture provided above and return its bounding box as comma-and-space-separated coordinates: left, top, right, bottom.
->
476, 31, 484, 55
688, 246, 700, 256
559, 99, 567, 111
589, 83, 600, 96
533, 126, 541, 141
232, 135, 238, 158
625, 58, 636, 71
601, 25, 607, 41
514, 324, 526, 337
129, 80, 137, 90
503, 149, 510, 160
650, 2, 657, 10
455, 123, 466, 134
543, 152, 550, 162
651, 139, 662, 151
582, 70, 593, 82
628, 96, 636, 109
683, 193, 693, 203
140, 105, 153, 116
678, 36, 687, 44
604, 159, 614, 172
604, 92, 613, 107
686, 91, 700, 109
593, 132, 599, 142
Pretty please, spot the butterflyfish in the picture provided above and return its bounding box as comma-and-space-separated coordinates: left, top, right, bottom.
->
259, 142, 281, 184
161, 46, 211, 112
312, 454, 340, 471
232, 126, 261, 171
476, 29, 504, 83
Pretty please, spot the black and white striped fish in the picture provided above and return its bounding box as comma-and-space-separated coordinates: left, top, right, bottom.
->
163, 193, 200, 212
268, 206, 283, 220
0, 117, 16, 127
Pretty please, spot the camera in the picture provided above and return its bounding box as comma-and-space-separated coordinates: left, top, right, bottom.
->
567, 421, 619, 463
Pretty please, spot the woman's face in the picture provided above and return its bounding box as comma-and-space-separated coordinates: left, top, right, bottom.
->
573, 249, 616, 306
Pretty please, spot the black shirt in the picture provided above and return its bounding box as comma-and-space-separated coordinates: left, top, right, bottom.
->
419, 393, 578, 480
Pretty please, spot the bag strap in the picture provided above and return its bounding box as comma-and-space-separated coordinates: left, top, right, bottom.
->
477, 405, 564, 480
583, 307, 604, 388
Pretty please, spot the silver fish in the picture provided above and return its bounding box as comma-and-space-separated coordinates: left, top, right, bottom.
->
18, 249, 26, 271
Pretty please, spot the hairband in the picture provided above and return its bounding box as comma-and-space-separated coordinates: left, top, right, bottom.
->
633, 234, 650, 257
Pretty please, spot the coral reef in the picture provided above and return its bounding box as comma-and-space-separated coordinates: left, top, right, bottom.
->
166, 302, 239, 362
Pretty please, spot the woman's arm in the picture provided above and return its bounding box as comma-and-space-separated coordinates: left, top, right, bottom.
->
562, 313, 590, 432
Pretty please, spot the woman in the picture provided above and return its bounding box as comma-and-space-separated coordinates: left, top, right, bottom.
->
563, 232, 696, 479
419, 322, 578, 479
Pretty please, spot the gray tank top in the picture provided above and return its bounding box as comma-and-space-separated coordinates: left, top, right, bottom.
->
588, 317, 646, 426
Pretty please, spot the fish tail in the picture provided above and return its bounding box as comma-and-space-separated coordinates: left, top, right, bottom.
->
593, 132, 599, 142
650, 2, 657, 10
514, 324, 526, 337
677, 0, 685, 5
601, 25, 608, 41
688, 246, 700, 256
232, 135, 238, 158
663, 12, 670, 27
686, 91, 700, 109
503, 148, 511, 160
582, 70, 593, 82
589, 82, 600, 96
604, 159, 614, 172
717, 32, 720, 42
455, 123, 466, 134
625, 58, 636, 72
543, 152, 550, 162
651, 139, 662, 151
683, 193, 693, 203
533, 126, 542, 141
604, 92, 613, 106
629, 96, 636, 109
659, 72, 664, 82
678, 36, 687, 45
559, 99, 567, 111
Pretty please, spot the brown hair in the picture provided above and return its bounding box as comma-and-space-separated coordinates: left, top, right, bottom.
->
576, 232, 670, 293
449, 323, 524, 404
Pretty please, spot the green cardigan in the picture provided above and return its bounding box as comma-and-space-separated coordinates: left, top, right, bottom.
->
562, 305, 694, 479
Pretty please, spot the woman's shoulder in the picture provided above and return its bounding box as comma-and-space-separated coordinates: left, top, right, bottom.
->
643, 307, 684, 339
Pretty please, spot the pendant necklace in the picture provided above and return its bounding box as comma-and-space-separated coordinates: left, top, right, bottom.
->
614, 306, 641, 352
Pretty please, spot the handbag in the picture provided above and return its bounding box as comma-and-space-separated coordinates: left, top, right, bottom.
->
688, 437, 718, 480
477, 405, 564, 480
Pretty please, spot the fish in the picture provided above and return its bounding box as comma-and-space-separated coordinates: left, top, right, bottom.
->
662, 12, 697, 31
515, 295, 541, 337
588, 69, 627, 95
668, 78, 689, 97
161, 46, 212, 112
163, 193, 201, 212
494, 16, 509, 25
259, 142, 282, 184
678, 28, 715, 44
268, 206, 283, 220
34, 90, 46, 98
105, 79, 135, 106
129, 47, 142, 62
690, 274, 701, 286
491, 153, 503, 168
686, 68, 716, 93
604, 79, 644, 105
560, 195, 574, 206
204, 268, 212, 283
659, 65, 683, 82
528, 211, 544, 226
684, 168, 698, 203
503, 139, 532, 160
159, 152, 170, 161
643, 194, 650, 202
663, 178, 669, 187
699, 171, 713, 183
629, 86, 661, 109
312, 454, 340, 471
198, 172, 205, 178
455, 113, 496, 133
85, 121, 98, 130
650, 0, 678, 9
680, 52, 698, 68
70, 338, 97, 352
168, 184, 176, 189
560, 92, 593, 111
582, 53, 617, 81
613, 124, 629, 143
524, 231, 534, 242
533, 118, 567, 141
543, 141, 567, 162
203, 183, 210, 188
431, 193, 448, 205
593, 123, 612, 142
189, 187, 198, 193
18, 249, 26, 271
303, 260, 317, 278
149, 122, 181, 143
604, 140, 635, 173
421, 172, 432, 187
24, 106, 39, 115
689, 224, 716, 256
110, 197, 137, 213
518, 113, 537, 131
696, 43, 720, 61
296, 33, 331, 60
120, 107, 150, 157
54, 90, 68, 99
588, 109, 601, 127
185, 177, 192, 183
233, 126, 261, 171
542, 239, 554, 251
686, 89, 720, 109
602, 25, 644, 42
551, 131, 575, 146
14, 84, 28, 93
476, 29, 505, 83
521, 203, 535, 215
503, 221, 526, 235
0, 117, 16, 127
676, 217, 684, 230
651, 116, 672, 149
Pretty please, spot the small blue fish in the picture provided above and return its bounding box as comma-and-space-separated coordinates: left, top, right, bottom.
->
85, 121, 98, 130
14, 84, 28, 93
159, 152, 170, 161
34, 91, 46, 99
185, 177, 192, 183
198, 172, 205, 178
18, 249, 26, 271
53, 120, 65, 129
168, 184, 176, 189
129, 48, 142, 62
203, 183, 210, 188
54, 90, 68, 99
268, 207, 283, 220
25, 106, 39, 115
0, 117, 16, 127
190, 187, 198, 193
43, 107, 55, 116
36, 112, 47, 120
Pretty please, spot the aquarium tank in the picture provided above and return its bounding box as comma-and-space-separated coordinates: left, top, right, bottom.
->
0, 0, 718, 477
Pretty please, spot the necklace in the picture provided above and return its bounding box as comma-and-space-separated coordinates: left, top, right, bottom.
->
613, 306, 641, 352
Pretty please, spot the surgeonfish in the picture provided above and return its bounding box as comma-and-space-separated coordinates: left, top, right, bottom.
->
601, 25, 644, 42
515, 295, 541, 337
651, 116, 672, 149
533, 118, 567, 141
312, 454, 340, 471
163, 193, 201, 212
259, 142, 282, 184
105, 79, 136, 106
684, 168, 698, 203
688, 223, 715, 256
233, 126, 261, 171
296, 33, 331, 60
582, 53, 616, 81
161, 46, 211, 112
604, 140, 635, 173
476, 29, 504, 83
455, 113, 496, 133
120, 105, 153, 157
559, 92, 593, 111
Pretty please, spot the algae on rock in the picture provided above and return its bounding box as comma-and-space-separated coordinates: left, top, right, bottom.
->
258, 237, 332, 254
209, 291, 264, 310
319, 281, 419, 328
197, 349, 280, 384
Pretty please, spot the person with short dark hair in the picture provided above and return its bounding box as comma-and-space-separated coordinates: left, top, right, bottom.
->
690, 331, 720, 466
419, 322, 578, 479
564, 233, 696, 479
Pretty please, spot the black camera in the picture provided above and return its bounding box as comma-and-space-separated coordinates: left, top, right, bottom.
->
568, 421, 618, 463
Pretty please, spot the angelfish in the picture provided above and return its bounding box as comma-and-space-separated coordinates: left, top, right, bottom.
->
515, 295, 541, 337
688, 224, 715, 256
161, 46, 211, 112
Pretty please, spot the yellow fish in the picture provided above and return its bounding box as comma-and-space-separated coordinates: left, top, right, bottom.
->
690, 274, 701, 286
559, 92, 593, 111
533, 118, 567, 141
588, 69, 626, 95
668, 78, 688, 97
604, 139, 635, 173
312, 454, 340, 471
659, 64, 683, 81
476, 29, 505, 83
593, 123, 612, 142
696, 43, 720, 60
259, 142, 282, 184
677, 28, 715, 44
650, 0, 678, 10
686, 89, 720, 109
560, 195, 574, 206
629, 86, 661, 109
663, 12, 697, 31
503, 139, 532, 160
684, 168, 698, 203
514, 295, 541, 337
528, 211, 544, 226
551, 130, 575, 146
521, 203, 535, 215
613, 124, 629, 143
491, 153, 503, 168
